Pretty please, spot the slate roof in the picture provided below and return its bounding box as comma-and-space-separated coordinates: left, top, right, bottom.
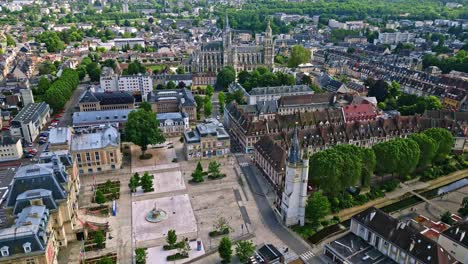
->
352, 207, 456, 264
71, 126, 120, 151
11, 102, 49, 125
441, 220, 468, 248
254, 136, 287, 173
0, 205, 49, 257
79, 90, 135, 105
5, 158, 68, 208
147, 88, 196, 107
184, 119, 229, 143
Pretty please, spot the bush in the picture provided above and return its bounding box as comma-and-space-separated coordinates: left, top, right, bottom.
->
163, 241, 186, 250
209, 228, 230, 237
380, 179, 399, 192
166, 253, 188, 261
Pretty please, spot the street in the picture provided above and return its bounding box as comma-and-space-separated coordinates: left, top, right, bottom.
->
236, 155, 324, 263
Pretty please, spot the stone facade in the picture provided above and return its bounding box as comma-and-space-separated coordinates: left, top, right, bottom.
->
191, 17, 274, 73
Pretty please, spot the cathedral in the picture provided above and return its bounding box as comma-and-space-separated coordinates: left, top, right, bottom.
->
191, 16, 275, 73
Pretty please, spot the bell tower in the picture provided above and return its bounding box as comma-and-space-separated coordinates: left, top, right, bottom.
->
263, 19, 274, 68
280, 126, 309, 226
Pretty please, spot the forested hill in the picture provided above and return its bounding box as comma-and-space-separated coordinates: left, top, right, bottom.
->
218, 0, 468, 33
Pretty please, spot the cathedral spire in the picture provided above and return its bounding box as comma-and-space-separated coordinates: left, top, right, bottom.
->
266, 18, 272, 36
288, 125, 300, 164
225, 13, 230, 30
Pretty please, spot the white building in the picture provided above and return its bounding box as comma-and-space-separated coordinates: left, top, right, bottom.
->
10, 102, 50, 143
100, 67, 153, 96
375, 32, 416, 45
20, 88, 34, 106
113, 38, 145, 49
156, 112, 189, 136
0, 136, 23, 161
280, 128, 308, 227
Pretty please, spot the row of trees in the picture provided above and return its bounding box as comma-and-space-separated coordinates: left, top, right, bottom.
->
41, 68, 79, 111
309, 128, 454, 197
309, 144, 376, 196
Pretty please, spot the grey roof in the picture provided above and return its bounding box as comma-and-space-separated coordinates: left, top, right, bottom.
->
5, 158, 68, 208
184, 119, 229, 143
147, 88, 196, 107
0, 136, 19, 146
71, 126, 120, 151
441, 220, 468, 248
288, 127, 300, 163
14, 189, 57, 214
249, 84, 312, 96
48, 127, 71, 145
0, 205, 49, 256
157, 112, 187, 122
79, 90, 135, 105
72, 109, 133, 127
353, 207, 451, 264
11, 102, 49, 125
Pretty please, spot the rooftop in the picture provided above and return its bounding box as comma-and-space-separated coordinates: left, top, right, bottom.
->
71, 126, 120, 151
11, 102, 49, 124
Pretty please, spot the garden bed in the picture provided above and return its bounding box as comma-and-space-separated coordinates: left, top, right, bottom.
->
167, 253, 189, 261
85, 205, 110, 217
84, 230, 107, 252
93, 180, 121, 203
208, 174, 226, 180
163, 241, 186, 250
84, 253, 117, 264
208, 228, 230, 237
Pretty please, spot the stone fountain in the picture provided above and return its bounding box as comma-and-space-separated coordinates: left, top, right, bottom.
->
145, 202, 168, 223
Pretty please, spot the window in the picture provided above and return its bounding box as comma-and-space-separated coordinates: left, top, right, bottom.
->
95, 152, 100, 161
23, 242, 31, 253
26, 258, 36, 264
1, 246, 9, 256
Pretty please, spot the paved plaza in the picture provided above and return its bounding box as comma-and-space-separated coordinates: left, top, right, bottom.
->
132, 194, 198, 248
133, 170, 186, 197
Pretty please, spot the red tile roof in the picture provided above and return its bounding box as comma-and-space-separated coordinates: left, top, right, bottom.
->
343, 103, 378, 122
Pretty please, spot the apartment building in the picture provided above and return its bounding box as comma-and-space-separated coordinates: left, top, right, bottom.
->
438, 221, 468, 264
375, 32, 416, 44
70, 126, 122, 174
113, 38, 145, 49
183, 119, 230, 160
229, 82, 314, 105
10, 102, 50, 143
100, 67, 152, 96
324, 207, 457, 264
0, 136, 22, 161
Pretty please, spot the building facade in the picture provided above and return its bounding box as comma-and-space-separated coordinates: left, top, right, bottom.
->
70, 126, 122, 175
147, 89, 197, 122
4, 154, 80, 260
229, 83, 315, 105
78, 90, 135, 112
10, 102, 50, 143
438, 221, 468, 264
100, 68, 152, 96
183, 119, 230, 160
191, 17, 274, 73
0, 136, 22, 161
157, 112, 189, 137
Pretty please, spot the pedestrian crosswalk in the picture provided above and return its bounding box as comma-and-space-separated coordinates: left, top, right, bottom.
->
239, 162, 249, 167
300, 251, 315, 260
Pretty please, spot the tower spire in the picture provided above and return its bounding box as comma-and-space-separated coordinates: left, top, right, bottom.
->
225, 13, 230, 30
288, 125, 300, 164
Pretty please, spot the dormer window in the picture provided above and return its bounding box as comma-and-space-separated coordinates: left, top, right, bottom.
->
1, 246, 9, 256
23, 242, 31, 253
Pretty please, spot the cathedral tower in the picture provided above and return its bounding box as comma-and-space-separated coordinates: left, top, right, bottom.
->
263, 19, 274, 68
280, 126, 309, 226
223, 14, 232, 67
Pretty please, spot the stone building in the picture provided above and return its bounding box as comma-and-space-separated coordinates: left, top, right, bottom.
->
147, 88, 197, 122
78, 90, 135, 112
3, 154, 80, 264
191, 16, 274, 73
183, 119, 230, 160
70, 126, 121, 174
